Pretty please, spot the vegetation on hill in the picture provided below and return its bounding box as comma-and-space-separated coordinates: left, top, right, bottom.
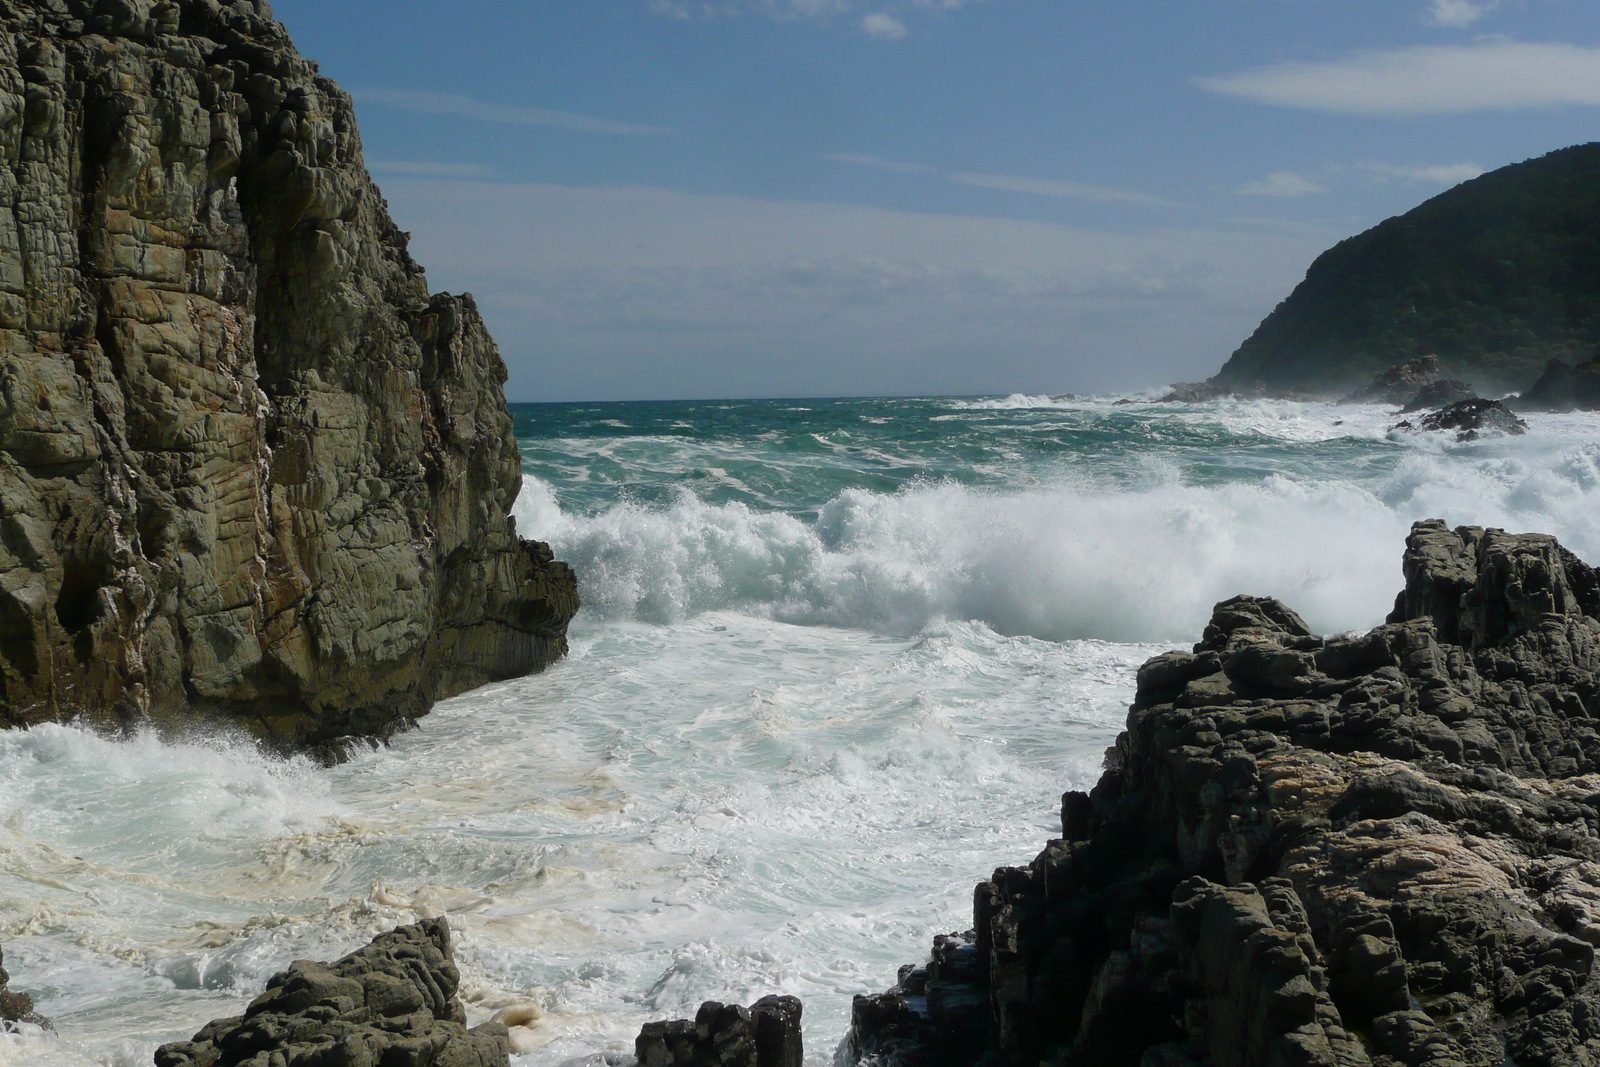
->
1210, 144, 1600, 396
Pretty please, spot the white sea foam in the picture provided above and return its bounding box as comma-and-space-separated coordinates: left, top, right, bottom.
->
514, 427, 1600, 642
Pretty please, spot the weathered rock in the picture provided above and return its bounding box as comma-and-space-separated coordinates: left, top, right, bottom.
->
154, 917, 508, 1067
1341, 355, 1454, 407
1513, 356, 1600, 412
636, 995, 802, 1067
0, 1, 578, 751
0, 943, 51, 1032
1390, 398, 1527, 441
1397, 378, 1475, 413
851, 520, 1600, 1067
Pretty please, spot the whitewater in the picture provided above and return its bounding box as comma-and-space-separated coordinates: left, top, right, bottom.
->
3, 394, 1600, 1066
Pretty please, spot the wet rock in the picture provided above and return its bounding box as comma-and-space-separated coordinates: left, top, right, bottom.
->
154, 918, 508, 1067
1397, 378, 1475, 413
0, 944, 51, 1033
0, 1, 578, 751
636, 995, 801, 1067
1390, 398, 1527, 441
1513, 356, 1600, 412
851, 521, 1600, 1067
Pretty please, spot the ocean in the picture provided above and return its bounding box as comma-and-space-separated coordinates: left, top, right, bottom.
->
3, 394, 1599, 1066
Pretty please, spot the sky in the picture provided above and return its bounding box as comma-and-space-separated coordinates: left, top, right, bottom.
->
267, 0, 1600, 402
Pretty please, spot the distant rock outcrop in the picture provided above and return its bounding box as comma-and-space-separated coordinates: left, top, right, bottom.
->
1207, 144, 1600, 398
1339, 355, 1455, 407
155, 918, 507, 1067
1513, 356, 1600, 412
851, 520, 1600, 1067
1390, 398, 1527, 441
0, 1, 578, 750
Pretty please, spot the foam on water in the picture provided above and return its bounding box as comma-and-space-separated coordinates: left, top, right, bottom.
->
7, 396, 1600, 1067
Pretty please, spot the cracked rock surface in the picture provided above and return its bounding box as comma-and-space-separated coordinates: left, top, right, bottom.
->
155, 918, 508, 1067
0, 0, 578, 749
852, 519, 1600, 1066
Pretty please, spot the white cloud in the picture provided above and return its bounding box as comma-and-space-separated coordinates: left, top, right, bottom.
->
1425, 0, 1497, 28
948, 172, 1181, 206
1237, 172, 1326, 198
368, 160, 494, 179
373, 179, 1322, 399
1198, 41, 1600, 116
821, 152, 938, 173
1357, 161, 1485, 184
356, 89, 671, 136
862, 12, 907, 39
823, 153, 1177, 206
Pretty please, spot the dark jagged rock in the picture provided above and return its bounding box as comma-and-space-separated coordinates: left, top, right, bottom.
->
1513, 356, 1600, 412
0, 1, 578, 751
1209, 144, 1600, 397
0, 944, 51, 1033
851, 519, 1600, 1067
1390, 398, 1527, 441
636, 996, 802, 1067
1397, 378, 1475, 414
155, 918, 507, 1067
1340, 355, 1453, 407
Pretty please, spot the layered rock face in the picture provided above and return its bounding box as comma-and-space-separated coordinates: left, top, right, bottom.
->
0, 0, 577, 747
853, 521, 1600, 1066
155, 918, 508, 1067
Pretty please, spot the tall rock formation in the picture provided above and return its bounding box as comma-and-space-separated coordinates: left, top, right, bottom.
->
1208, 143, 1600, 398
0, 0, 578, 749
853, 521, 1600, 1066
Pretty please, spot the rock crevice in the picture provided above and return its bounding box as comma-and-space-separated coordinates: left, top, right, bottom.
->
0, 0, 578, 748
852, 519, 1600, 1066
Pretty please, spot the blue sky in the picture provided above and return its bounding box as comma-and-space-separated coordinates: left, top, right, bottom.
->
270, 0, 1600, 401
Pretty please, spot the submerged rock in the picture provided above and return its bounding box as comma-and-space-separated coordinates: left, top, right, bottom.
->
636, 996, 802, 1067
1390, 398, 1527, 441
0, 944, 51, 1033
851, 519, 1600, 1066
154, 918, 507, 1067
0, 1, 578, 750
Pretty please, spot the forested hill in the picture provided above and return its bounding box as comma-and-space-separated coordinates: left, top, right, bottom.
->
1209, 143, 1600, 397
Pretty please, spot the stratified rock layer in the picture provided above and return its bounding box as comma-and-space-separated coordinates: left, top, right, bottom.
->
0, 0, 578, 748
155, 918, 507, 1067
852, 520, 1600, 1066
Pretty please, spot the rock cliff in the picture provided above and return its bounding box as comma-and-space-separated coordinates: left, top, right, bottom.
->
852, 520, 1600, 1066
0, 0, 578, 749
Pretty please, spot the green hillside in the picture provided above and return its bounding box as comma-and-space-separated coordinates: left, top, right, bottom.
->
1211, 144, 1600, 396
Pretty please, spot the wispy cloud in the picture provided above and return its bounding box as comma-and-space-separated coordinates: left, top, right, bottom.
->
1425, 0, 1497, 28
648, 0, 996, 38
1357, 161, 1485, 184
821, 153, 938, 173
368, 160, 494, 179
1237, 172, 1326, 198
357, 89, 671, 136
1198, 41, 1600, 116
861, 12, 907, 39
825, 153, 1178, 207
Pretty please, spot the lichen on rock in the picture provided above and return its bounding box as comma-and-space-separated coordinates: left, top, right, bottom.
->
0, 0, 578, 750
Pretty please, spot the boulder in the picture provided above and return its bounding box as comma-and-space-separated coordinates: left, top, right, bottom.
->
1513, 356, 1600, 412
0, 944, 51, 1033
636, 996, 802, 1067
1396, 378, 1475, 413
154, 918, 508, 1067
851, 520, 1600, 1067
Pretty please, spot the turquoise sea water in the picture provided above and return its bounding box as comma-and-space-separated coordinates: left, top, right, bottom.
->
3, 394, 1600, 1066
